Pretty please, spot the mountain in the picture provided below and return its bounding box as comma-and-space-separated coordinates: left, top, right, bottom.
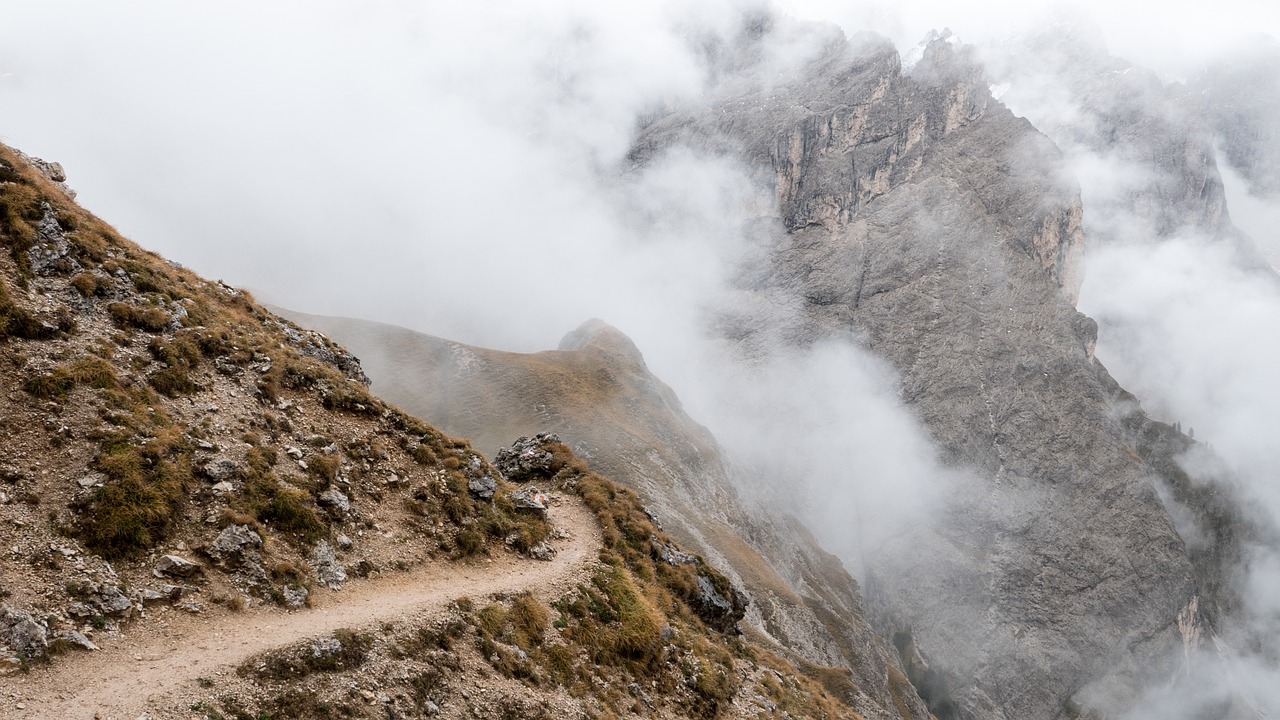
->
276, 308, 932, 720
0, 143, 871, 719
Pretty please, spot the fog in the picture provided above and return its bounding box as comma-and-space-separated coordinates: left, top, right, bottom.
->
4, 0, 1280, 716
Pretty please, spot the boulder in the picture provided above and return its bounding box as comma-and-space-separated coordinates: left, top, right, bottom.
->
465, 455, 496, 501
0, 605, 47, 659
693, 574, 747, 635
318, 487, 351, 514
53, 630, 98, 652
90, 585, 133, 615
209, 524, 263, 563
494, 434, 559, 483
510, 487, 549, 518
199, 456, 243, 483
154, 554, 202, 578
309, 541, 346, 590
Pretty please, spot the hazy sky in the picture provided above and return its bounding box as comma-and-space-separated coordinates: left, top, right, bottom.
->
1, 1, 1276, 369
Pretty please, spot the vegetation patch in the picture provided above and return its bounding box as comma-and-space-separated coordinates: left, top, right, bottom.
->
76, 428, 192, 559
240, 629, 373, 681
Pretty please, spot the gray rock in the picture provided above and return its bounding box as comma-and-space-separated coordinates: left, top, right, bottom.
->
76, 474, 104, 489
460, 454, 496, 501
528, 542, 556, 561
494, 435, 559, 483
281, 585, 309, 608
510, 487, 548, 518
174, 598, 205, 614
27, 202, 81, 276
209, 524, 263, 563
52, 630, 97, 652
199, 456, 243, 483
210, 481, 234, 494
318, 487, 350, 514
335, 533, 353, 549
136, 589, 170, 605
311, 636, 342, 657
154, 554, 202, 578
308, 541, 346, 590
652, 539, 697, 566
0, 605, 47, 658
91, 585, 133, 615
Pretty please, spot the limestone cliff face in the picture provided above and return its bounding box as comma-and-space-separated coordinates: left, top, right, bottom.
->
275, 309, 932, 720
631, 28, 1204, 720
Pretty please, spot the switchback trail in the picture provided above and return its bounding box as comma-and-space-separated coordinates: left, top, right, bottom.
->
9, 497, 602, 719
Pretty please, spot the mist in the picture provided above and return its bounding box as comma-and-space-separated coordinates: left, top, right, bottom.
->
4, 1, 1280, 716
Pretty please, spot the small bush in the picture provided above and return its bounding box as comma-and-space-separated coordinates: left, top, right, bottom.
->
246, 478, 325, 542
149, 366, 198, 396
107, 302, 169, 332
78, 445, 190, 559
510, 592, 551, 649
70, 273, 104, 297
242, 628, 373, 682
23, 367, 75, 399
69, 356, 119, 389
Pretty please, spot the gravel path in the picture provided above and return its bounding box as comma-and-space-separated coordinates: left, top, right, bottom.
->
6, 497, 601, 719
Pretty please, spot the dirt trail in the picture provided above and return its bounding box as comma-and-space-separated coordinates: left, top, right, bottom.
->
6, 497, 601, 720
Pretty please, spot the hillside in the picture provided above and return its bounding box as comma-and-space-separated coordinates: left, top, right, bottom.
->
0, 144, 874, 718
275, 309, 932, 720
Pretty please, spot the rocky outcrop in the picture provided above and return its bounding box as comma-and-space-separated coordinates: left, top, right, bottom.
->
630, 26, 1204, 720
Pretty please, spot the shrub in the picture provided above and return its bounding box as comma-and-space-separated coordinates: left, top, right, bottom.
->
107, 302, 169, 332
77, 445, 190, 559
149, 366, 198, 396
69, 356, 119, 389
70, 272, 103, 297
245, 478, 325, 542
241, 628, 373, 682
23, 367, 75, 399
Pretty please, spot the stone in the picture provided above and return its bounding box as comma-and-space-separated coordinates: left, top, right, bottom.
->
154, 554, 202, 578
76, 474, 104, 489
510, 487, 549, 518
652, 539, 697, 566
0, 605, 47, 658
466, 473, 496, 501
318, 487, 351, 514
309, 541, 346, 590
199, 456, 242, 483
281, 585, 309, 608
53, 630, 98, 651
335, 533, 353, 549
494, 434, 559, 483
91, 585, 133, 615
528, 542, 556, 561
210, 481, 234, 494
174, 598, 205, 614
27, 202, 81, 276
209, 524, 263, 565
136, 589, 170, 605
311, 636, 342, 657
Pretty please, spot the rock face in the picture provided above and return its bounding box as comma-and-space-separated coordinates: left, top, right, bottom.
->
629, 27, 1203, 720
